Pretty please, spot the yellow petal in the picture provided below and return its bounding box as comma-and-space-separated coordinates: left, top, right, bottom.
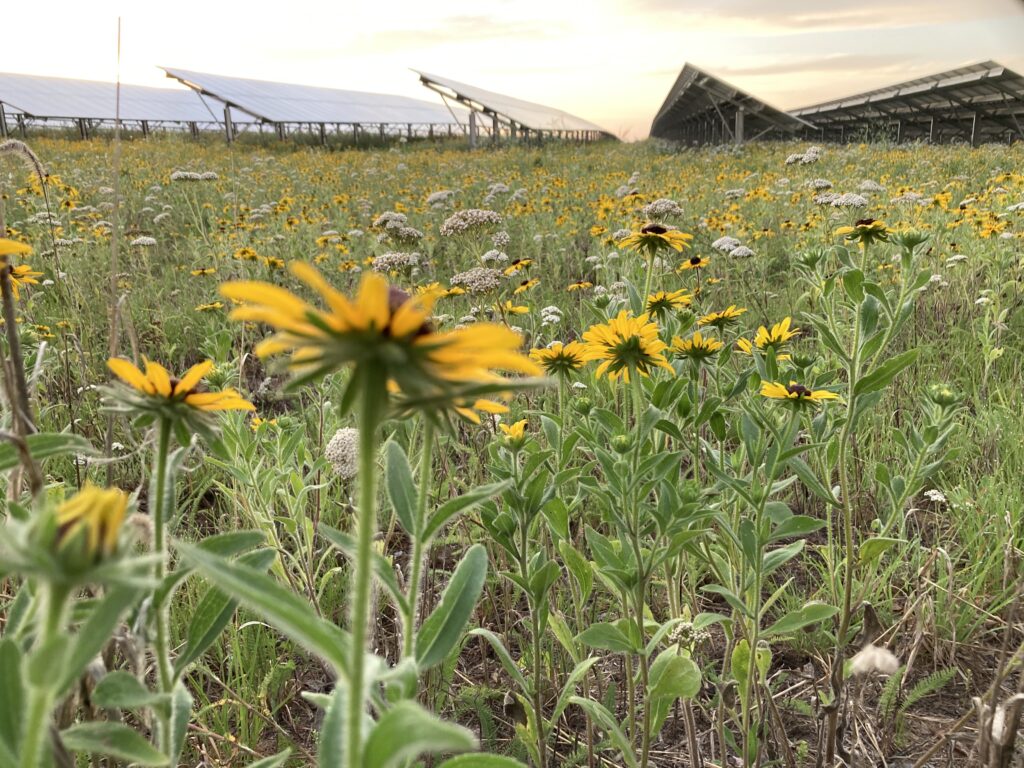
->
143, 358, 172, 397
107, 357, 154, 394
174, 360, 214, 395
355, 272, 390, 331
0, 238, 32, 257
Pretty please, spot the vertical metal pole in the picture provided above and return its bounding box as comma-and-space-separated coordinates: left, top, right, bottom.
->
379, 124, 386, 141
276, 123, 286, 141
510, 122, 517, 139
734, 108, 745, 144
468, 110, 478, 148
319, 123, 326, 146
928, 117, 935, 143
428, 124, 434, 140
354, 123, 361, 145
407, 123, 413, 139
224, 104, 234, 144
189, 121, 198, 139
16, 115, 25, 138
970, 112, 978, 147
895, 120, 902, 143
141, 120, 149, 138
492, 113, 499, 144
0, 103, 8, 139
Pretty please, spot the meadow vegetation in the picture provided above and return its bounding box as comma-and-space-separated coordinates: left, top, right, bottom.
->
0, 134, 1022, 767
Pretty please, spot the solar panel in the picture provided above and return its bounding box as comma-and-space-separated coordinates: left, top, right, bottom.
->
0, 71, 237, 123
414, 71, 610, 135
792, 61, 1024, 143
650, 63, 812, 143
162, 67, 461, 125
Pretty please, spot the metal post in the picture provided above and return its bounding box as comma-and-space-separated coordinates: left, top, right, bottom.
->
468, 110, 478, 148
734, 108, 745, 144
895, 120, 902, 143
407, 123, 413, 139
379, 124, 386, 141
189, 121, 198, 139
276, 123, 286, 141
428, 124, 434, 140
353, 123, 361, 145
319, 123, 326, 146
141, 120, 150, 138
928, 117, 935, 143
0, 103, 7, 139
16, 115, 26, 138
492, 113, 499, 144
510, 122, 517, 139
224, 105, 234, 144
970, 112, 978, 147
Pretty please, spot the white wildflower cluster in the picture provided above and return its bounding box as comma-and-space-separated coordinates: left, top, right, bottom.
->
928, 274, 949, 289
509, 188, 529, 204
169, 170, 218, 182
614, 184, 637, 198
958, 197, 977, 209
924, 488, 948, 505
712, 236, 742, 253
483, 183, 510, 205
325, 428, 359, 480
372, 252, 420, 272
730, 245, 755, 258
347, 229, 364, 238
785, 145, 824, 165
372, 211, 408, 230
247, 203, 277, 223
426, 190, 456, 208
849, 644, 900, 676
806, 178, 833, 190
946, 253, 968, 266
492, 230, 511, 248
450, 266, 503, 294
540, 305, 563, 326
481, 249, 508, 264
642, 198, 684, 221
859, 180, 885, 192
379, 225, 423, 244
813, 192, 841, 205
1006, 201, 1024, 212
975, 289, 994, 306
831, 193, 869, 208
97, 186, 115, 195
612, 228, 632, 241
890, 192, 924, 205
723, 188, 745, 200
130, 236, 157, 247
440, 209, 503, 237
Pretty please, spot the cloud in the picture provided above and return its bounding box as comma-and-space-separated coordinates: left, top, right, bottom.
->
347, 16, 566, 54
710, 54, 909, 78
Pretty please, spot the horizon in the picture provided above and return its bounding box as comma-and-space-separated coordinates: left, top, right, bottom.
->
4, 0, 1024, 140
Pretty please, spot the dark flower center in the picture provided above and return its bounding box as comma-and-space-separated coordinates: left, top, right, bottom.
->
641, 223, 668, 235
786, 383, 811, 397
689, 255, 702, 265
388, 286, 433, 337
855, 218, 876, 227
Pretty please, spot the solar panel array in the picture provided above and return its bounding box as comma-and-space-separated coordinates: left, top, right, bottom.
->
0, 71, 239, 125
162, 67, 461, 126
791, 61, 1024, 144
650, 64, 811, 143
415, 71, 611, 137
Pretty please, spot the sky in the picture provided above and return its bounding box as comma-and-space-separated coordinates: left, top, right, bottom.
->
3, 0, 1024, 140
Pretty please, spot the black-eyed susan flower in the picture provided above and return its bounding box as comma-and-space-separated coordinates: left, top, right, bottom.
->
567, 280, 593, 292
0, 238, 32, 258
514, 278, 539, 295
760, 381, 839, 405
618, 223, 693, 256
671, 331, 723, 361
646, 289, 692, 318
504, 258, 532, 276
835, 219, 890, 245
530, 341, 588, 377
55, 483, 129, 560
106, 358, 254, 422
195, 301, 224, 312
746, 317, 800, 352
499, 418, 528, 449
498, 300, 529, 315
191, 267, 217, 276
677, 254, 711, 271
9, 264, 42, 299
233, 247, 259, 261
697, 305, 747, 330
582, 311, 675, 382
220, 264, 541, 410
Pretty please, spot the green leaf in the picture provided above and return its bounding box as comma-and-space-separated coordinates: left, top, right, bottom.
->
649, 652, 701, 701
385, 440, 419, 536
58, 586, 142, 696
0, 640, 24, 754
423, 481, 509, 541
363, 701, 477, 768
577, 622, 636, 654
0, 432, 95, 472
92, 672, 165, 709
61, 722, 168, 765
437, 756, 529, 768
467, 628, 529, 694
769, 515, 825, 541
167, 683, 192, 766
859, 537, 905, 566
568, 697, 638, 768
842, 269, 864, 303
179, 542, 350, 677
558, 541, 593, 603
788, 457, 841, 508
317, 687, 346, 768
854, 349, 918, 397
319, 525, 409, 615
763, 602, 838, 637
174, 548, 277, 677
416, 544, 487, 669
245, 750, 292, 768
550, 657, 600, 724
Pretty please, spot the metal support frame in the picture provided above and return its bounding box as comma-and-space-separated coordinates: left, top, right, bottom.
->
0, 103, 7, 139
224, 104, 234, 143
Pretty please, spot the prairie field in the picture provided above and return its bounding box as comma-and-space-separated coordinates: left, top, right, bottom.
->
0, 135, 1022, 768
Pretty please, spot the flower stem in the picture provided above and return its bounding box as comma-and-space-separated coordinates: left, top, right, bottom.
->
402, 419, 435, 659
19, 584, 68, 768
348, 368, 385, 768
151, 418, 174, 749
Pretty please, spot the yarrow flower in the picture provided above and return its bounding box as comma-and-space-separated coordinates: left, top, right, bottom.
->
760, 380, 839, 405
450, 267, 503, 295
325, 427, 359, 480
439, 209, 503, 237
582, 311, 675, 383
530, 341, 588, 376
